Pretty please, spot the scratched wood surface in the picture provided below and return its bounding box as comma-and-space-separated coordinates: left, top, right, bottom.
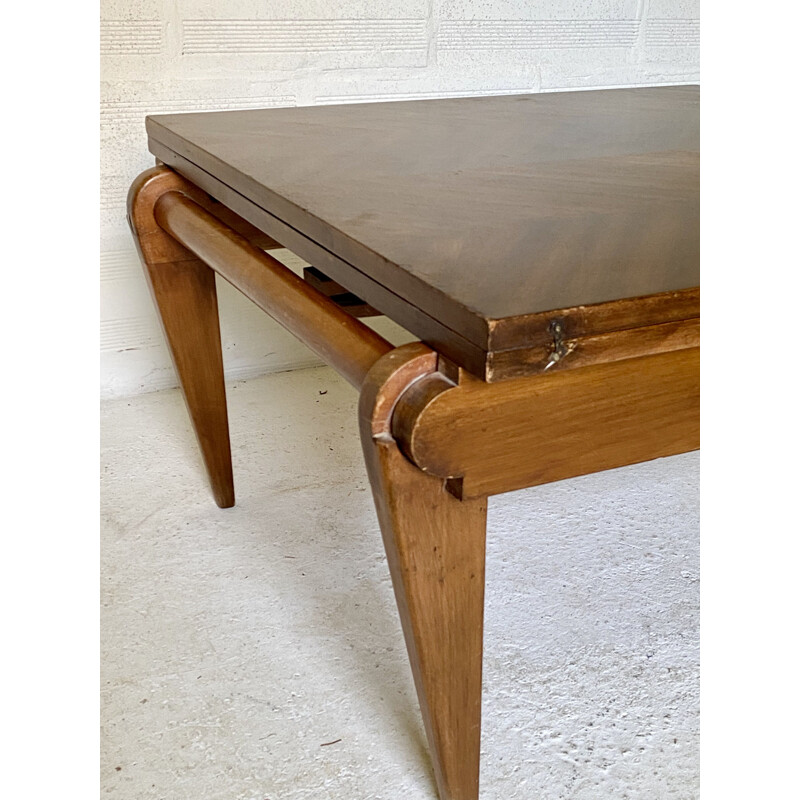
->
147, 87, 699, 380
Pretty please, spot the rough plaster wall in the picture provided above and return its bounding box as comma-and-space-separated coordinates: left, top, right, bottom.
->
100, 0, 700, 398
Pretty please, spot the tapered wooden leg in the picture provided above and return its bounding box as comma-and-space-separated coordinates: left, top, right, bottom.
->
127, 167, 234, 508
359, 345, 488, 800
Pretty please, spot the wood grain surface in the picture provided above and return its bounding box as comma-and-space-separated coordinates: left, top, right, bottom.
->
127, 167, 235, 508
147, 87, 699, 380
153, 189, 393, 390
359, 344, 487, 800
392, 347, 700, 499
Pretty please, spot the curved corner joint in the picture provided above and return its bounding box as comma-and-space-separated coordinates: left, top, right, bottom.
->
390, 371, 461, 476
127, 166, 212, 265
358, 342, 439, 440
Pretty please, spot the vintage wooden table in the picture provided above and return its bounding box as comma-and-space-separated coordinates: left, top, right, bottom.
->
127, 86, 699, 800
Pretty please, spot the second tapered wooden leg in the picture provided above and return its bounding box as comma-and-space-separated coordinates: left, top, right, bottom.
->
359, 346, 488, 800
128, 167, 234, 508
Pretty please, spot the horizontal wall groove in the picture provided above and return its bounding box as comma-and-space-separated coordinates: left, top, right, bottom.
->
100, 317, 160, 352
438, 20, 640, 50
182, 18, 428, 55
100, 251, 140, 282
100, 20, 163, 55
182, 19, 426, 27
100, 180, 129, 214
645, 19, 700, 47
101, 96, 297, 126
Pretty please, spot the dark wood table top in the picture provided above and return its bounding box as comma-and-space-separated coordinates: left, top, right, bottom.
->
147, 86, 699, 381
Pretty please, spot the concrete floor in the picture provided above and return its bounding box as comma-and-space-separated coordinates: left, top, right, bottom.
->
101, 365, 699, 800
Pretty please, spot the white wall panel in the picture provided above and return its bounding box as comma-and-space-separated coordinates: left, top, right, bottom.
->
100, 21, 164, 55
100, 0, 699, 398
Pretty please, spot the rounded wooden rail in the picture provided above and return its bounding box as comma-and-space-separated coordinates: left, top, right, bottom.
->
153, 190, 393, 389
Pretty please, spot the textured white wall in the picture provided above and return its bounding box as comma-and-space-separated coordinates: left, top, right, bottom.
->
100, 0, 700, 398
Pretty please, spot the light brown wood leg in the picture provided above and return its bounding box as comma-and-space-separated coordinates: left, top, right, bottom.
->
127, 167, 234, 508
359, 345, 488, 800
